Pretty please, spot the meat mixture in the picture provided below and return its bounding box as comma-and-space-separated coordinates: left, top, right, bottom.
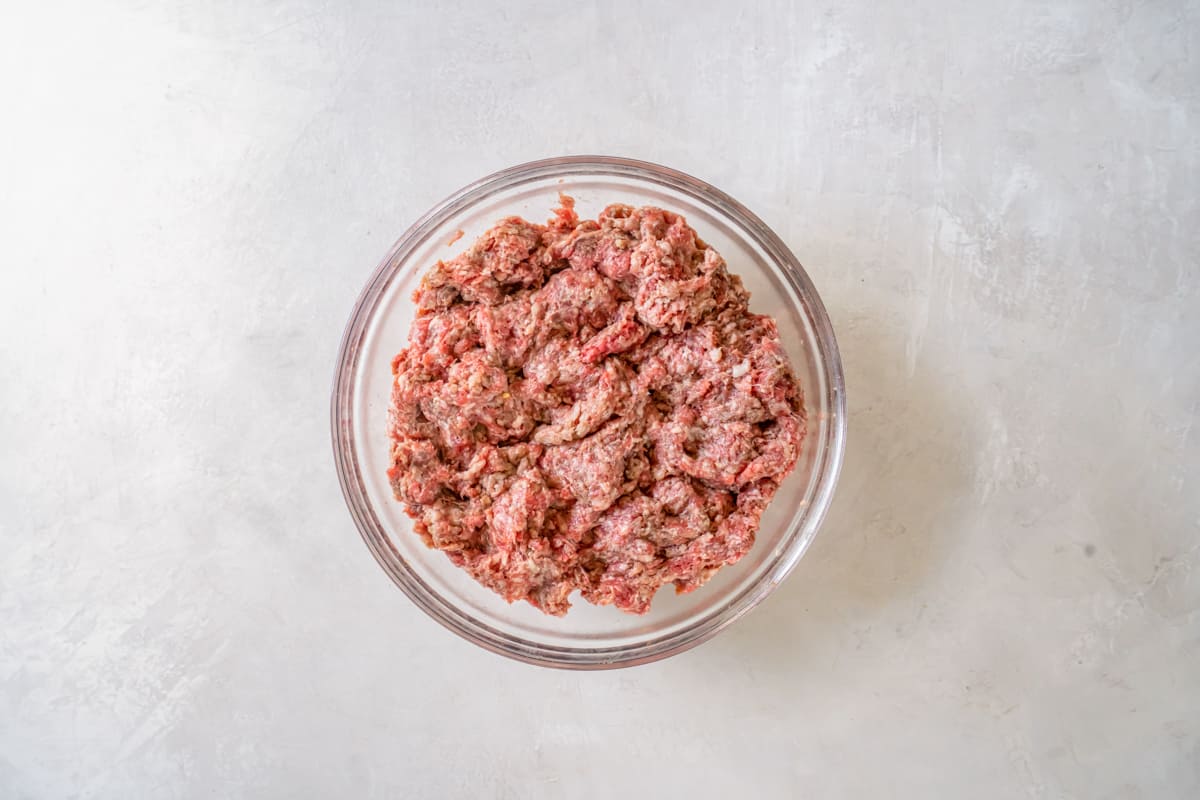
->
387, 198, 806, 615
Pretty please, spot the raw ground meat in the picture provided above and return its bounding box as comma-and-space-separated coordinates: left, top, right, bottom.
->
387, 197, 806, 615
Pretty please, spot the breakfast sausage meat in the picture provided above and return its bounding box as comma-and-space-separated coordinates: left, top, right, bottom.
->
387, 198, 806, 615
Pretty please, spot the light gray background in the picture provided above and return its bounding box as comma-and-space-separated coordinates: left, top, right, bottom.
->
2, 1, 1197, 797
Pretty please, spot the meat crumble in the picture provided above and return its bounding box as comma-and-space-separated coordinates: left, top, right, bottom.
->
387, 197, 806, 615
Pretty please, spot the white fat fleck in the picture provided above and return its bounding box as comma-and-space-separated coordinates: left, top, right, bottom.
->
708, 347, 722, 362
731, 360, 750, 378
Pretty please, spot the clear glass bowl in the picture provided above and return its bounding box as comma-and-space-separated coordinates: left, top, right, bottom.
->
331, 156, 846, 669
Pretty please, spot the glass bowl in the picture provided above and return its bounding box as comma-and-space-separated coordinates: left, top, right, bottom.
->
331, 156, 846, 669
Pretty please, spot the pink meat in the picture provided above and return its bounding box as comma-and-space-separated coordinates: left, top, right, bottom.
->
387, 200, 806, 615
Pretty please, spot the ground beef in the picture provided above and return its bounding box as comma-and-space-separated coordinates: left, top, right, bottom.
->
387, 197, 806, 615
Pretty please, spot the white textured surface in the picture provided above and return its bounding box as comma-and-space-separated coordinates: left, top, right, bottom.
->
2, 1, 1198, 797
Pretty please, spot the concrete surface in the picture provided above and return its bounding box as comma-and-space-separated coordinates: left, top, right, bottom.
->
2, 0, 1197, 797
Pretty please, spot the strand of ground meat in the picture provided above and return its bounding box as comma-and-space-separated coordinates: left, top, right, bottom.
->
387, 197, 806, 615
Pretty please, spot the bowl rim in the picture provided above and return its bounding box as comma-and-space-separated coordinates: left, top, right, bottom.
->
331, 155, 847, 669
